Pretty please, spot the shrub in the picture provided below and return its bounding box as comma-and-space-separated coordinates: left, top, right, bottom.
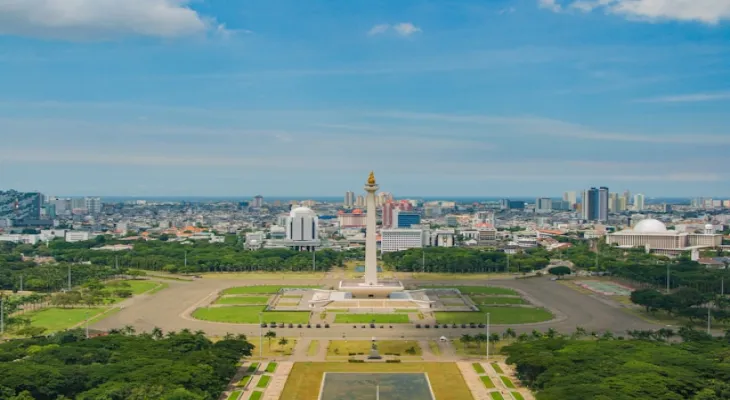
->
386, 359, 401, 363
348, 359, 365, 363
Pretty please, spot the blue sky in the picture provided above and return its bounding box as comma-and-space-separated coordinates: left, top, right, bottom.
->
0, 0, 729, 198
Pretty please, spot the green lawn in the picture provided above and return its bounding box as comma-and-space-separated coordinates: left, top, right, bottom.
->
105, 280, 162, 295
512, 392, 525, 400
192, 306, 310, 324
266, 362, 278, 373
215, 296, 270, 305
491, 392, 505, 400
257, 375, 271, 388
227, 391, 241, 400
471, 296, 526, 305
428, 341, 440, 356
236, 376, 251, 387
25, 307, 106, 332
333, 314, 410, 323
491, 363, 504, 374
473, 363, 486, 374
307, 340, 319, 356
480, 376, 495, 389
435, 307, 553, 324
247, 362, 260, 373
222, 285, 318, 295
454, 286, 518, 295
249, 392, 263, 400
327, 340, 422, 356
500, 376, 516, 389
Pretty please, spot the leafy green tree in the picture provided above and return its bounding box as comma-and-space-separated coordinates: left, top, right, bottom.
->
547, 266, 571, 279
264, 330, 277, 349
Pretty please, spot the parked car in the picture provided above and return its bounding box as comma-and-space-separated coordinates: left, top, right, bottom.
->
316, 324, 321, 328
260, 323, 267, 328
288, 323, 293, 328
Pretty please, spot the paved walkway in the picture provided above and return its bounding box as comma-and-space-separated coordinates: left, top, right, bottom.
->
218, 361, 252, 400
262, 362, 293, 400
457, 362, 491, 400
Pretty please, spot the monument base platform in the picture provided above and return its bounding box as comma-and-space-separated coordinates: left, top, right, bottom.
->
338, 280, 405, 298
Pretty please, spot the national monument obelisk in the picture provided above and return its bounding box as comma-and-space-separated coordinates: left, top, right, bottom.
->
364, 171, 379, 286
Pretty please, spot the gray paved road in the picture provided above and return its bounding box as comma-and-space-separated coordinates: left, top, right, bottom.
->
92, 276, 660, 338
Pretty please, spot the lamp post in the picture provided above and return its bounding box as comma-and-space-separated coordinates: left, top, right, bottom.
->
259, 313, 263, 360
485, 312, 491, 360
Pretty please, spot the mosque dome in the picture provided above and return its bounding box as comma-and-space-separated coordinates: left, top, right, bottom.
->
290, 206, 316, 217
633, 219, 667, 233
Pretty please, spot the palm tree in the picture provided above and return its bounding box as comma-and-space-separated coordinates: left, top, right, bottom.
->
122, 325, 136, 336
461, 334, 473, 349
474, 333, 487, 350
278, 337, 289, 348
502, 328, 516, 340
151, 327, 163, 340
265, 330, 277, 349
517, 333, 529, 342
546, 328, 557, 339
574, 326, 587, 339
531, 330, 543, 339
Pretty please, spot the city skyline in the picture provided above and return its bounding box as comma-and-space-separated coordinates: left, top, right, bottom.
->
0, 0, 729, 196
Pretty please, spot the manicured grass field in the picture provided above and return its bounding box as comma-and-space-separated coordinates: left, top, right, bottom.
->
333, 313, 409, 323
280, 362, 473, 400
473, 363, 486, 374
512, 392, 525, 400
471, 296, 526, 305
249, 392, 263, 400
491, 363, 504, 374
435, 307, 553, 325
192, 306, 310, 324
222, 285, 318, 295
260, 338, 297, 357
428, 340, 440, 356
26, 307, 106, 332
266, 362, 278, 373
227, 390, 241, 400
257, 375, 271, 388
480, 376, 495, 389
236, 376, 251, 387
453, 286, 518, 296
500, 376, 516, 389
247, 362, 259, 372
394, 309, 416, 313
307, 340, 319, 356
491, 392, 505, 400
327, 340, 422, 356
215, 296, 270, 305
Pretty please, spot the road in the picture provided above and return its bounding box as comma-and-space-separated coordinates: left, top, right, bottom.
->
92, 276, 661, 339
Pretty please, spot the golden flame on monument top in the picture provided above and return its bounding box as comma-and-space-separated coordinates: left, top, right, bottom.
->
367, 171, 376, 185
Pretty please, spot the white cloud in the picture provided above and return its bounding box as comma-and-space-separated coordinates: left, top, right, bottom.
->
499, 7, 517, 14
367, 24, 390, 36
542, 0, 730, 24
393, 22, 422, 36
0, 0, 215, 40
539, 0, 563, 12
635, 91, 730, 103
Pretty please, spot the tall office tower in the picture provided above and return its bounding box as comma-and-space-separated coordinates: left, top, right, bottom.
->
608, 193, 618, 213
355, 195, 365, 208
634, 194, 645, 211
252, 195, 264, 208
382, 201, 394, 228
563, 191, 578, 207
344, 191, 355, 208
623, 190, 631, 207
598, 187, 609, 221
84, 197, 102, 215
535, 197, 552, 213
618, 196, 628, 212
392, 208, 421, 228
582, 187, 608, 221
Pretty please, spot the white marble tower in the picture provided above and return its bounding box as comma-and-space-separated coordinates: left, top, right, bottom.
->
364, 171, 379, 286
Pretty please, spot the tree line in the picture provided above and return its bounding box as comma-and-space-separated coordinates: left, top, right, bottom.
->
503, 330, 730, 400
0, 328, 253, 400
630, 287, 730, 325
381, 247, 551, 273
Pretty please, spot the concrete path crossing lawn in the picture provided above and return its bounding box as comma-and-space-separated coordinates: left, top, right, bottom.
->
458, 362, 492, 400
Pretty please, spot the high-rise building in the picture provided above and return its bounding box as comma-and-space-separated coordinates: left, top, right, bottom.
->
285, 206, 319, 251
582, 187, 608, 221
623, 190, 631, 207
392, 208, 421, 228
344, 191, 355, 208
85, 197, 102, 215
252, 195, 264, 208
380, 229, 424, 253
355, 195, 365, 208
608, 193, 618, 213
382, 201, 394, 228
563, 191, 578, 207
634, 194, 645, 211
618, 196, 628, 212
535, 198, 552, 213
0, 190, 43, 224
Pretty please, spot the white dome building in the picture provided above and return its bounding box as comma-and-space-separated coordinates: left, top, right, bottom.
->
606, 218, 722, 257
285, 206, 320, 251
